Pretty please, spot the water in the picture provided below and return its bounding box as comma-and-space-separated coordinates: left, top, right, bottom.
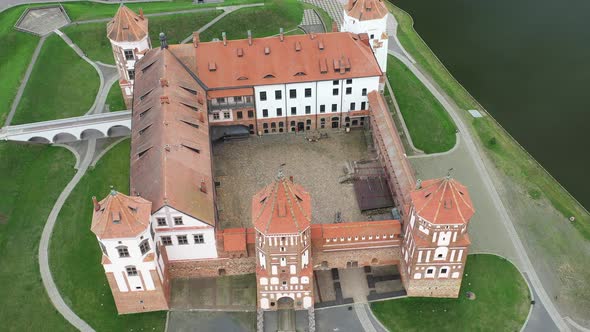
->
391, 0, 590, 209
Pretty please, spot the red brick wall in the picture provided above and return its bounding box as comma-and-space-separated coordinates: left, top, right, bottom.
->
168, 256, 256, 278
106, 270, 168, 315
404, 278, 462, 298
312, 246, 401, 270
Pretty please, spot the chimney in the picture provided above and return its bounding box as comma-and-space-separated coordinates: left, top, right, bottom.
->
415, 179, 422, 190
247, 30, 252, 46
200, 179, 207, 194
279, 28, 284, 42
139, 8, 144, 20
92, 196, 100, 211
222, 32, 227, 46
289, 175, 294, 183
192, 32, 200, 48
332, 21, 338, 32
159, 78, 168, 87
159, 32, 168, 49
160, 96, 170, 104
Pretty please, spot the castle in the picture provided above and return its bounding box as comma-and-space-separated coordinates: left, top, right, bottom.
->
92, 0, 475, 315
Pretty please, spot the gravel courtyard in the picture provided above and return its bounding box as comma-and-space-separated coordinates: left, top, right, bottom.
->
213, 130, 372, 229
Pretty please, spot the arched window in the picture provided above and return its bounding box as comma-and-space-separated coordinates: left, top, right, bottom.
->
434, 247, 448, 260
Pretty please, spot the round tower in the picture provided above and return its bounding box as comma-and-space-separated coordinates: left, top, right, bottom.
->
253, 175, 314, 311
400, 176, 475, 298
341, 0, 389, 73
106, 6, 151, 109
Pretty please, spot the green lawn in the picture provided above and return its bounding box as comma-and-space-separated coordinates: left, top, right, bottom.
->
387, 3, 590, 239
62, 22, 115, 64
11, 34, 99, 124
387, 55, 456, 153
0, 142, 77, 331
200, 0, 303, 41
105, 82, 127, 111
0, 6, 39, 124
371, 254, 530, 332
50, 139, 167, 331
148, 10, 223, 46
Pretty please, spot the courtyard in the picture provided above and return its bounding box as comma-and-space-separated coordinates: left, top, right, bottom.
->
213, 129, 378, 229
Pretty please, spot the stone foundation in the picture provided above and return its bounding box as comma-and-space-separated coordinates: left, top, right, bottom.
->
106, 270, 169, 314
405, 278, 462, 298
168, 256, 256, 279
311, 246, 401, 270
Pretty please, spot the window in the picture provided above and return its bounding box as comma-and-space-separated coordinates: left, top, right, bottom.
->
124, 49, 134, 60
331, 104, 337, 112
350, 102, 355, 111
263, 123, 268, 129
260, 91, 267, 101
117, 246, 130, 258
213, 113, 220, 120
262, 109, 268, 118
426, 268, 434, 275
237, 111, 243, 119
235, 96, 243, 102
291, 107, 296, 115
275, 90, 282, 100
194, 234, 204, 244
332, 88, 338, 96
217, 97, 225, 103
282, 281, 287, 286
361, 101, 366, 110
161, 236, 172, 246
305, 106, 311, 114
279, 121, 284, 128
370, 34, 375, 39
177, 235, 188, 245
320, 105, 325, 113
346, 87, 352, 95
362, 88, 367, 96
333, 80, 339, 85
139, 239, 150, 255
223, 111, 230, 119
346, 79, 352, 84
305, 88, 312, 97
174, 216, 183, 225
126, 266, 138, 276
289, 89, 297, 98
276, 108, 282, 116
128, 69, 135, 80
248, 110, 254, 118
441, 268, 448, 274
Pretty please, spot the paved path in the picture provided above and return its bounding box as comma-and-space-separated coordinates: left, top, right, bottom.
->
387, 35, 568, 331
180, 3, 265, 44
39, 138, 96, 332
75, 6, 223, 24
0, 0, 164, 13
300, 0, 344, 29
4, 35, 45, 126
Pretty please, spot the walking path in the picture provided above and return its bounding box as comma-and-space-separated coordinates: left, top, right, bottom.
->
39, 138, 96, 332
180, 3, 264, 44
4, 35, 45, 127
300, 0, 344, 29
0, 0, 164, 13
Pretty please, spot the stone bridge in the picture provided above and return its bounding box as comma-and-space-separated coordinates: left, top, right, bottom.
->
0, 110, 132, 143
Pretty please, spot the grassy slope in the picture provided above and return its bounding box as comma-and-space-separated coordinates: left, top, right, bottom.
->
372, 255, 530, 332
200, 0, 303, 41
387, 3, 590, 239
0, 7, 39, 124
0, 142, 76, 331
62, 22, 114, 64
105, 82, 127, 112
387, 55, 456, 153
148, 10, 223, 46
11, 34, 99, 124
50, 139, 167, 332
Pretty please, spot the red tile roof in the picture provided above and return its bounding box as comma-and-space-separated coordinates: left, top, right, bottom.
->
222, 228, 247, 252
91, 190, 152, 239
184, 32, 382, 89
107, 6, 148, 42
411, 177, 475, 225
130, 48, 215, 226
252, 177, 311, 234
345, 0, 389, 21
311, 220, 401, 239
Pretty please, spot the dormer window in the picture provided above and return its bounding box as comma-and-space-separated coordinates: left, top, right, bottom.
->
156, 217, 166, 226
112, 211, 121, 224
174, 216, 184, 225
139, 239, 150, 255
124, 49, 134, 60
117, 246, 130, 258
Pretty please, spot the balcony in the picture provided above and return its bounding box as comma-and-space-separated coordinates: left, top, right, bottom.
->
208, 99, 254, 111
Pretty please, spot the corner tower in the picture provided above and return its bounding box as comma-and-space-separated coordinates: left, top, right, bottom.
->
253, 175, 314, 310
400, 176, 475, 298
341, 0, 389, 73
91, 189, 168, 314
107, 5, 151, 109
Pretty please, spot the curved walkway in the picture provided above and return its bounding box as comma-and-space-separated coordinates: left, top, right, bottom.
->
39, 139, 96, 332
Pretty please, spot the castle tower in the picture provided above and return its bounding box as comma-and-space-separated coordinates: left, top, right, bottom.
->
253, 175, 314, 310
400, 176, 475, 298
107, 6, 151, 109
90, 189, 168, 314
341, 0, 389, 73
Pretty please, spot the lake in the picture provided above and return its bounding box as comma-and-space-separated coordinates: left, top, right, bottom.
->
391, 0, 590, 209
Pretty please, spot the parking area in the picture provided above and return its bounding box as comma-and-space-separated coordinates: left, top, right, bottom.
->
213, 130, 374, 229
